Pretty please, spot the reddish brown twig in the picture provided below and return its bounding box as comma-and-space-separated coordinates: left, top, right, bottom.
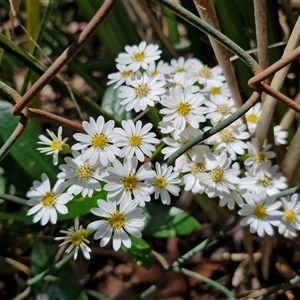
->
248, 45, 300, 88
28, 108, 84, 133
11, 0, 118, 116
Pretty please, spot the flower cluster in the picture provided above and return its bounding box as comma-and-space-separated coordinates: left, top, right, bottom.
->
28, 41, 295, 260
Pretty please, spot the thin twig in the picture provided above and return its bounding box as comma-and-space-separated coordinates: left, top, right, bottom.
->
12, 0, 118, 116
193, 0, 243, 110
28, 108, 84, 133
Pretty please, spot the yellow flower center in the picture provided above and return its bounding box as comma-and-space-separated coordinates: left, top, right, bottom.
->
76, 163, 94, 181
129, 135, 142, 147
254, 152, 266, 164
199, 65, 212, 79
283, 209, 296, 224
122, 174, 138, 191
70, 232, 84, 246
91, 133, 108, 149
217, 104, 230, 116
253, 204, 267, 219
247, 114, 259, 124
220, 129, 235, 143
210, 86, 221, 95
132, 51, 145, 62
135, 84, 150, 99
41, 191, 56, 207
176, 102, 191, 117
191, 162, 206, 174
108, 211, 126, 230
121, 69, 133, 78
150, 70, 158, 77
258, 176, 273, 187
176, 67, 185, 73
154, 176, 167, 189
210, 167, 224, 182
50, 139, 61, 151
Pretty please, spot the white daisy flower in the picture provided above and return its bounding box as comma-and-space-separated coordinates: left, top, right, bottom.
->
197, 152, 240, 198
26, 174, 73, 225
274, 125, 288, 145
200, 82, 231, 98
238, 190, 282, 237
189, 59, 225, 87
161, 129, 210, 171
146, 162, 181, 205
88, 198, 146, 251
72, 116, 120, 166
169, 56, 194, 76
245, 102, 261, 134
116, 41, 161, 72
203, 95, 236, 125
57, 150, 105, 197
278, 194, 300, 238
219, 190, 245, 210
244, 137, 276, 178
160, 86, 207, 133
147, 60, 172, 80
114, 120, 160, 162
107, 64, 134, 89
166, 73, 200, 93
240, 162, 288, 196
181, 155, 210, 194
118, 72, 166, 112
55, 218, 91, 260
37, 126, 69, 165
204, 122, 250, 160
103, 157, 155, 206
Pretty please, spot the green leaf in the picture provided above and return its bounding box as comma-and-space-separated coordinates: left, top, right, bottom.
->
0, 100, 58, 193
123, 236, 153, 269
102, 85, 131, 122
30, 239, 56, 294
143, 202, 200, 238
58, 190, 108, 220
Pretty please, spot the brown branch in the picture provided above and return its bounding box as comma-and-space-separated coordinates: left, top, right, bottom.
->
28, 108, 84, 133
193, 0, 244, 110
12, 0, 118, 116
248, 45, 300, 88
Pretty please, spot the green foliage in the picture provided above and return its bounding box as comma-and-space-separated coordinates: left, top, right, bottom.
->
123, 236, 154, 269
143, 202, 200, 237
0, 100, 57, 193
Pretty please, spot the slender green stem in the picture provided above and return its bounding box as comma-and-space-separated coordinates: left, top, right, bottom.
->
136, 217, 239, 300
0, 193, 27, 205
180, 268, 235, 299
153, 0, 259, 72
273, 186, 300, 199
85, 289, 110, 300
27, 250, 74, 286
166, 90, 261, 165
255, 272, 300, 300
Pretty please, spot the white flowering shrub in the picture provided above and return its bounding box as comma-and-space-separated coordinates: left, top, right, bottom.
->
1, 0, 300, 298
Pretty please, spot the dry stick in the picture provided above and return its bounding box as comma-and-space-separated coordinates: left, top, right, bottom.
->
139, 0, 179, 58
249, 16, 300, 147
281, 125, 300, 186
28, 108, 84, 133
253, 0, 275, 150
280, 92, 300, 130
193, 0, 244, 110
11, 0, 118, 116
